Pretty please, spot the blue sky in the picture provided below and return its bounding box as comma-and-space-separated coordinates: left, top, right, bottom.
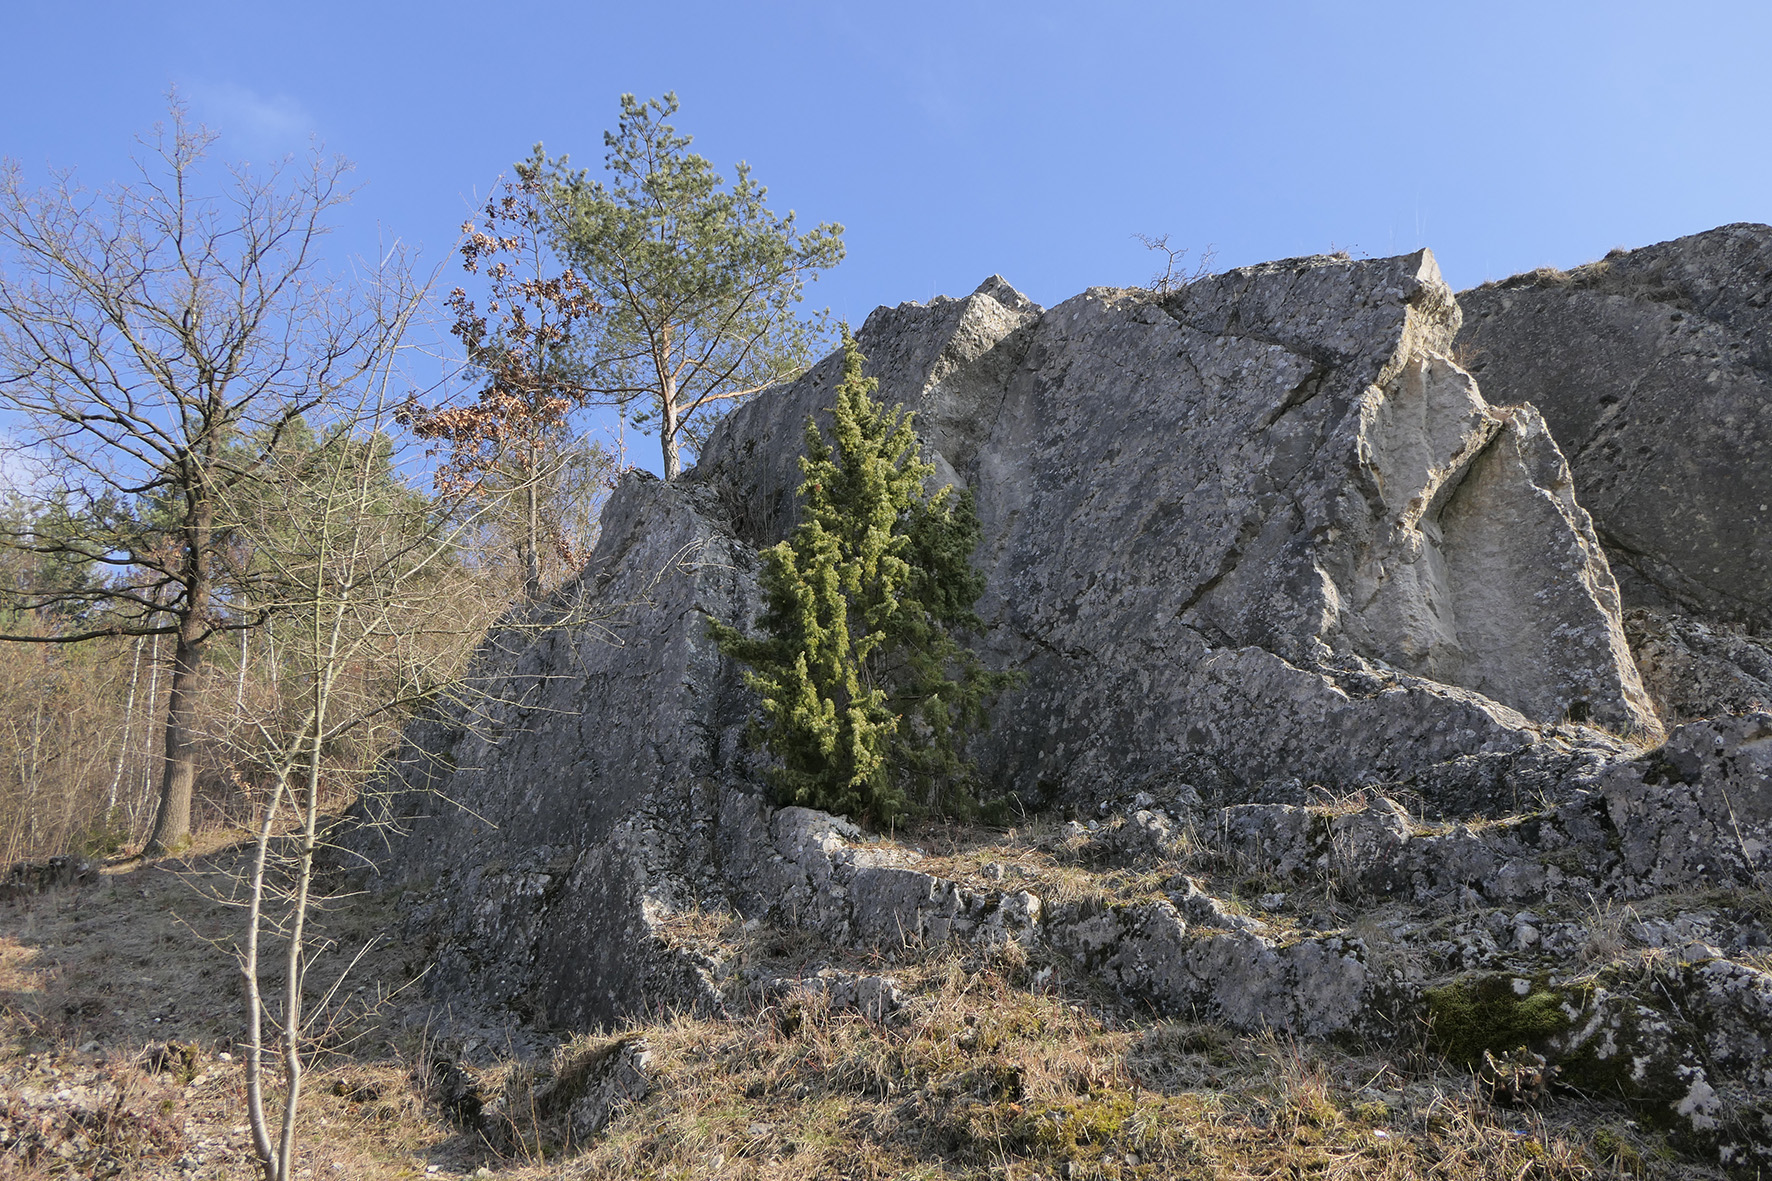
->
4, 1, 1769, 462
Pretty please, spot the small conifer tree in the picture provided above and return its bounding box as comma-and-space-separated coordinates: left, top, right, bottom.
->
710, 332, 1016, 822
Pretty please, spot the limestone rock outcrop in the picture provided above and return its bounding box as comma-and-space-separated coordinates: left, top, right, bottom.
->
354, 234, 1772, 1171
353, 479, 760, 1029
703, 250, 1658, 807
1456, 223, 1772, 721
359, 248, 1676, 1027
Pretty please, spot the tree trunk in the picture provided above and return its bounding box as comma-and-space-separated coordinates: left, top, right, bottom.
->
146, 519, 212, 857
108, 636, 145, 815
661, 375, 681, 481
144, 618, 203, 855
234, 608, 248, 719
135, 632, 162, 828
522, 441, 543, 599
145, 466, 215, 857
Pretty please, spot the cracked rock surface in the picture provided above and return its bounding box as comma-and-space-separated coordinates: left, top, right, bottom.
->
702, 250, 1658, 806
1457, 222, 1772, 723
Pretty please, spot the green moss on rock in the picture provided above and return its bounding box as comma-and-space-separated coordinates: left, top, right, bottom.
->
1425, 973, 1587, 1065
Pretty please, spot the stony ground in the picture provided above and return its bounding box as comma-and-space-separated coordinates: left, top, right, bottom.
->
0, 821, 1740, 1181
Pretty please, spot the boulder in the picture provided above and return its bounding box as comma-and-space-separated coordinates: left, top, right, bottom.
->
700, 250, 1658, 809
1594, 711, 1772, 896
1455, 223, 1772, 638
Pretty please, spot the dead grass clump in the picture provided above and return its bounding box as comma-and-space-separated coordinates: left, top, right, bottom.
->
482, 1033, 649, 1159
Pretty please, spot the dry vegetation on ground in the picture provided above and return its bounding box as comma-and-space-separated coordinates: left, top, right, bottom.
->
0, 823, 1725, 1181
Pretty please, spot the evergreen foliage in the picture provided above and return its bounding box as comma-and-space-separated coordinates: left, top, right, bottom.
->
710, 333, 1017, 822
529, 93, 845, 479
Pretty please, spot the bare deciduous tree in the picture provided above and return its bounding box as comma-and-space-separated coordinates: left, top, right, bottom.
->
226, 369, 682, 1181
1134, 231, 1215, 295
0, 100, 422, 853
228, 369, 498, 1181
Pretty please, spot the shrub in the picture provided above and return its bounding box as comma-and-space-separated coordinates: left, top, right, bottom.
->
710, 332, 1017, 822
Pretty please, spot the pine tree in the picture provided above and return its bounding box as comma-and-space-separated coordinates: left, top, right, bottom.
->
710, 332, 1017, 823
534, 93, 845, 480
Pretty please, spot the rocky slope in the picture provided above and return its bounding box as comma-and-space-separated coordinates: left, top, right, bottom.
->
353, 238, 1772, 1174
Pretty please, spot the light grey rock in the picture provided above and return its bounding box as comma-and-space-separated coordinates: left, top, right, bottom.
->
1214, 794, 1433, 900
1456, 223, 1772, 634
1205, 714, 1772, 905
1215, 802, 1322, 879
350, 476, 762, 1029
563, 1039, 652, 1144
848, 865, 978, 945
1167, 877, 1267, 933
1626, 608, 1772, 724
717, 791, 1043, 951
485, 1037, 653, 1151
1100, 808, 1180, 864
752, 969, 903, 1022
1683, 959, 1772, 1089
1541, 957, 1772, 1167
698, 251, 1657, 810
1046, 897, 1378, 1036
356, 245, 1747, 1066
1595, 712, 1772, 896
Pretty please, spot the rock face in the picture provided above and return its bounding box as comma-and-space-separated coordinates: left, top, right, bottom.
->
703, 251, 1658, 807
355, 236, 1772, 1171
360, 248, 1672, 1028
353, 479, 761, 1028
1455, 223, 1772, 637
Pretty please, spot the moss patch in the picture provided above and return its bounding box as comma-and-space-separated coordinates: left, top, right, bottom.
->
1425, 973, 1585, 1065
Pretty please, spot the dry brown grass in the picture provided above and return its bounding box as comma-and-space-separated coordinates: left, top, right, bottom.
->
0, 838, 479, 1180
0, 833, 1723, 1181
545, 961, 1681, 1181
